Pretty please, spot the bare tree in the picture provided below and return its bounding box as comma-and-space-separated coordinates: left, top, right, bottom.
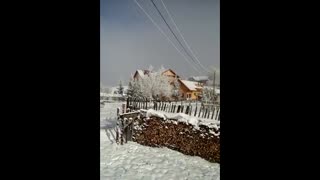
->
131, 66, 174, 100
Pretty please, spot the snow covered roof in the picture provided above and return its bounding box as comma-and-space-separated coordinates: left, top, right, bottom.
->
180, 80, 202, 91
137, 70, 145, 78
189, 76, 209, 81
135, 69, 179, 79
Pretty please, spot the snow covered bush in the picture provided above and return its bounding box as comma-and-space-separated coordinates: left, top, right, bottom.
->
128, 66, 174, 100
127, 79, 143, 99
202, 87, 215, 103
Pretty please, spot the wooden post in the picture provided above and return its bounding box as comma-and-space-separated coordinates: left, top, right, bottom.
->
202, 107, 206, 118
124, 118, 128, 143
211, 107, 215, 119
126, 97, 129, 110
198, 105, 202, 117
207, 108, 211, 119
116, 107, 120, 144
122, 103, 126, 114
133, 98, 136, 110
177, 105, 181, 113
215, 107, 220, 120
120, 119, 124, 145
194, 104, 198, 117
185, 105, 189, 114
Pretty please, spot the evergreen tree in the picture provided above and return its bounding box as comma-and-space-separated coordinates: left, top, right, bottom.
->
117, 80, 124, 95
127, 81, 134, 98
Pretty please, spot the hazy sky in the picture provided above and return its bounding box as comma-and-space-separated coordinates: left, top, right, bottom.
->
101, 0, 219, 86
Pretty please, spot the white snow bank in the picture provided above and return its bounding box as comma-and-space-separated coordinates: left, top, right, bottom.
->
145, 109, 167, 120
142, 109, 220, 132
101, 102, 220, 180
101, 130, 220, 180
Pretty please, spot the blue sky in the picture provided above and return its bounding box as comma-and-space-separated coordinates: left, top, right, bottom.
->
101, 0, 219, 86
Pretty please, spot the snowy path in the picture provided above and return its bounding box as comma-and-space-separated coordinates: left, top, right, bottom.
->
100, 102, 220, 180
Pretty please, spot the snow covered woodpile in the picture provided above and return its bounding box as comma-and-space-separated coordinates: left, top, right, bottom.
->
132, 111, 220, 163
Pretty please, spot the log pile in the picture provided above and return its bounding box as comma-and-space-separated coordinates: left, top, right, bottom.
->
132, 116, 220, 163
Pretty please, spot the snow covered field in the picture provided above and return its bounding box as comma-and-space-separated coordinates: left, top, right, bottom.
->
100, 102, 220, 180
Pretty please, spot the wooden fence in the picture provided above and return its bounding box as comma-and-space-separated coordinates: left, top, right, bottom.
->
126, 97, 220, 121
115, 98, 220, 145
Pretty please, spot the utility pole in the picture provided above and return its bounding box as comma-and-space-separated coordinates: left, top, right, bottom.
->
213, 70, 216, 95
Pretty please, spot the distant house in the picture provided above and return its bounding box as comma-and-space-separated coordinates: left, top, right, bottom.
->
160, 69, 180, 83
188, 76, 209, 85
132, 69, 208, 100
133, 70, 150, 80
133, 69, 180, 83
178, 80, 203, 100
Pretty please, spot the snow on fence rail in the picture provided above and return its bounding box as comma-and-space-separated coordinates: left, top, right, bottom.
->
126, 97, 220, 121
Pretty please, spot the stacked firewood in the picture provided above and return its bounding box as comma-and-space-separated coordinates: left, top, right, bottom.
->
132, 117, 220, 163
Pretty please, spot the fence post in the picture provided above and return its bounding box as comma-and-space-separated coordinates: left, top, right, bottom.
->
122, 103, 126, 114
198, 105, 202, 117
124, 118, 128, 143
126, 97, 129, 110
120, 119, 124, 145
215, 107, 220, 120
194, 103, 198, 117
185, 105, 189, 114
133, 98, 135, 110
211, 106, 215, 119
203, 107, 207, 118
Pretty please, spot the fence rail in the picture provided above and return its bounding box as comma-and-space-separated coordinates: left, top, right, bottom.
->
126, 98, 220, 121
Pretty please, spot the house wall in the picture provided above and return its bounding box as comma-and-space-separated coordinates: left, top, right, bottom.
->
162, 70, 178, 83
178, 82, 201, 100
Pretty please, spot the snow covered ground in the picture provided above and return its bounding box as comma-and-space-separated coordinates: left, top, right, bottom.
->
100, 102, 220, 180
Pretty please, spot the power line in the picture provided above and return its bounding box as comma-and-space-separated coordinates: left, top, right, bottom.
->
160, 0, 210, 73
150, 0, 205, 73
133, 0, 202, 74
